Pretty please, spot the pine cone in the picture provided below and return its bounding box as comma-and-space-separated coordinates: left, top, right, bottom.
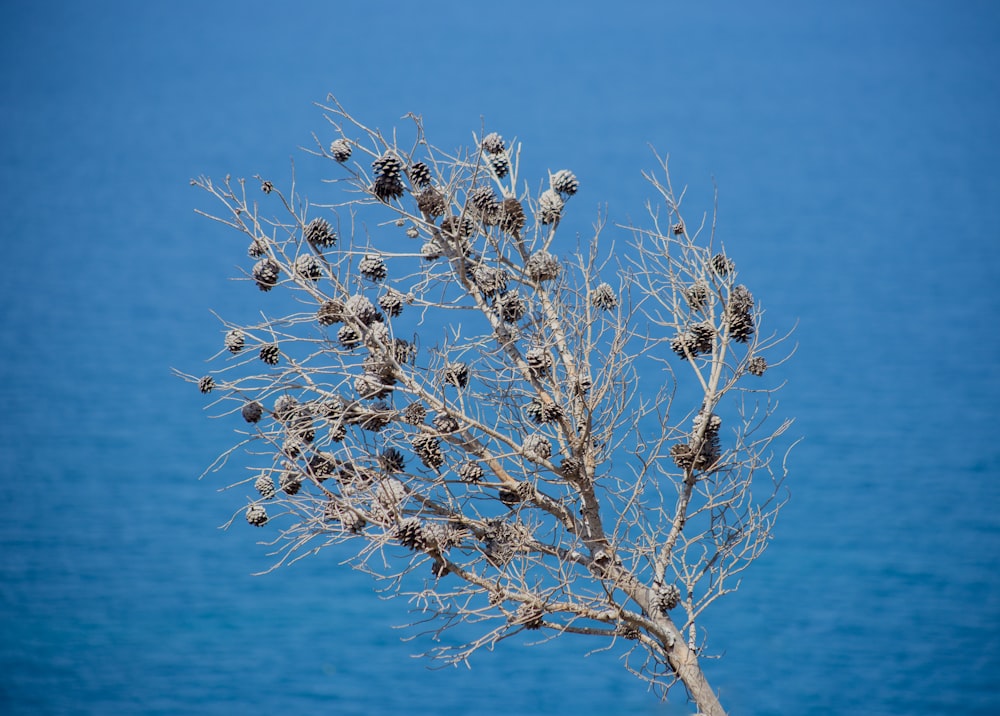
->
375, 477, 407, 510
259, 343, 280, 365
358, 253, 387, 282
481, 132, 505, 154
670, 324, 714, 359
693, 411, 722, 436
401, 401, 427, 425
407, 162, 432, 189
711, 253, 735, 276
512, 603, 545, 630
317, 299, 345, 326
305, 218, 337, 249
281, 437, 303, 459
339, 509, 366, 533
272, 395, 298, 422
550, 169, 579, 196
423, 522, 462, 551
670, 442, 695, 469
246, 504, 268, 527
496, 291, 527, 322
616, 623, 641, 640
483, 519, 524, 565
344, 295, 381, 326
470, 186, 500, 224
328, 422, 347, 443
690, 322, 715, 354
248, 238, 268, 257
421, 239, 443, 261
392, 338, 416, 364
362, 355, 395, 382
355, 374, 393, 400
290, 422, 315, 445
652, 583, 681, 613
443, 362, 470, 388
725, 285, 755, 343
684, 281, 709, 311
372, 151, 403, 178
489, 154, 510, 178
522, 433, 552, 461
747, 356, 768, 376
355, 402, 393, 432
252, 258, 280, 291
591, 283, 618, 311
307, 452, 336, 478
433, 414, 460, 434
525, 348, 552, 378
499, 483, 532, 506
525, 398, 563, 424
279, 470, 301, 495
525, 251, 560, 281
440, 215, 475, 242
458, 461, 484, 483
254, 474, 276, 500
378, 289, 405, 318
416, 188, 446, 217
499, 197, 525, 236
394, 517, 426, 550
537, 189, 564, 225
412, 434, 445, 469
294, 254, 322, 281
670, 332, 694, 359
691, 411, 722, 469
329, 138, 352, 162
224, 328, 245, 354
559, 455, 581, 477
241, 400, 263, 423
372, 174, 405, 202
473, 265, 510, 297
337, 325, 362, 349
198, 376, 214, 394
380, 447, 406, 474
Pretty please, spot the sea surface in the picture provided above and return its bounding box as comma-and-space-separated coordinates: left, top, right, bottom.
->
1, 2, 998, 714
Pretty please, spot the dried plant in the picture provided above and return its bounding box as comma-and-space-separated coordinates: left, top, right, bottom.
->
178, 94, 795, 716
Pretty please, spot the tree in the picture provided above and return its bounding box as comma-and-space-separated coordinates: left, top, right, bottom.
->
179, 95, 794, 715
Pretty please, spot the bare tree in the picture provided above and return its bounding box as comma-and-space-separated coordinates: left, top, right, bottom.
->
179, 95, 794, 716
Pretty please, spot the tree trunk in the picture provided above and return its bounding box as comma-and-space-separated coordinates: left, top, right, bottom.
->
668, 638, 727, 716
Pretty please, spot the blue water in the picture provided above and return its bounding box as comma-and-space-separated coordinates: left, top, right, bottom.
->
1, 2, 998, 714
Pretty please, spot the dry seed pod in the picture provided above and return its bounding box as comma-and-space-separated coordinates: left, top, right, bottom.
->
254, 474, 276, 500
591, 283, 618, 310
252, 258, 280, 291
537, 190, 564, 225
359, 254, 388, 282
259, 343, 280, 365
525, 251, 560, 281
747, 356, 768, 376
407, 162, 432, 189
305, 218, 337, 249
329, 138, 352, 162
443, 362, 470, 389
550, 169, 579, 196
246, 504, 268, 527
294, 254, 322, 281
224, 328, 245, 353
481, 132, 505, 154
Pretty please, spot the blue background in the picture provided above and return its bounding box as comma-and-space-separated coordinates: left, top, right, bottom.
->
1, 1, 998, 714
